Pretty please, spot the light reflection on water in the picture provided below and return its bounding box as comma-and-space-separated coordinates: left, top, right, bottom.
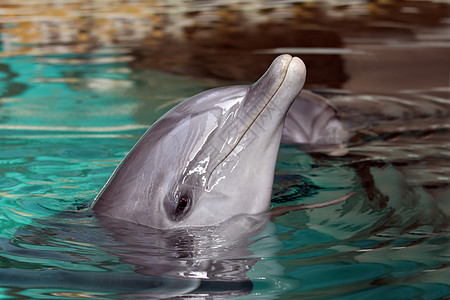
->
0, 1, 449, 299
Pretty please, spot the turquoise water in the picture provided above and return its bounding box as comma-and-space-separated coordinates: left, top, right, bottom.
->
1, 50, 449, 298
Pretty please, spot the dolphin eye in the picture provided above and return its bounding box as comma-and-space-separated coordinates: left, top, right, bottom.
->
167, 193, 191, 221
175, 195, 190, 216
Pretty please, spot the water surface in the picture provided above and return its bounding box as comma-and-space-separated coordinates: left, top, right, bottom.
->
1, 1, 449, 299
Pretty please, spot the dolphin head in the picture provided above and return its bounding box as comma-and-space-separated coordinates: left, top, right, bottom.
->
93, 54, 306, 229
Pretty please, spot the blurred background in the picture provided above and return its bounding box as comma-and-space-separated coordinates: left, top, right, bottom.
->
1, 0, 449, 92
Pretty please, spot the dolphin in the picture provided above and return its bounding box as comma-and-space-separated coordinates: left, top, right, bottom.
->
92, 54, 348, 229
282, 89, 348, 148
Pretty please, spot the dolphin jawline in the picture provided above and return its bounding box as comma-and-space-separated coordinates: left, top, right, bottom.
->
205, 56, 298, 190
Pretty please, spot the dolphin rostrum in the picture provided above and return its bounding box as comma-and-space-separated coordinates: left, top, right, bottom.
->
92, 54, 348, 229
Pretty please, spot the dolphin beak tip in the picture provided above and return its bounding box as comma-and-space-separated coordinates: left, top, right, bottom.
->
285, 56, 307, 90
290, 56, 307, 76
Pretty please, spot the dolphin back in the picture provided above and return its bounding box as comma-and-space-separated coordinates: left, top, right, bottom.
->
282, 90, 349, 147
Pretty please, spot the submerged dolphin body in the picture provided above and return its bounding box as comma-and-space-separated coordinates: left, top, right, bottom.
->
92, 54, 346, 229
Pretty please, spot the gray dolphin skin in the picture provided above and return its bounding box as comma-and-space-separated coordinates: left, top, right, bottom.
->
92, 54, 345, 229
283, 90, 348, 147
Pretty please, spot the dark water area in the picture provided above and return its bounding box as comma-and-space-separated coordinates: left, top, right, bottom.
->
126, 0, 450, 93
0, 1, 449, 299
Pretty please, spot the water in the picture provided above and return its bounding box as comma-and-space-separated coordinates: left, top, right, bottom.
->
1, 1, 449, 299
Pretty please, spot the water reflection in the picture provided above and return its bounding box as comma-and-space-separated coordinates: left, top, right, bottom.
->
2, 211, 273, 298
1, 1, 449, 90
2, 1, 448, 52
